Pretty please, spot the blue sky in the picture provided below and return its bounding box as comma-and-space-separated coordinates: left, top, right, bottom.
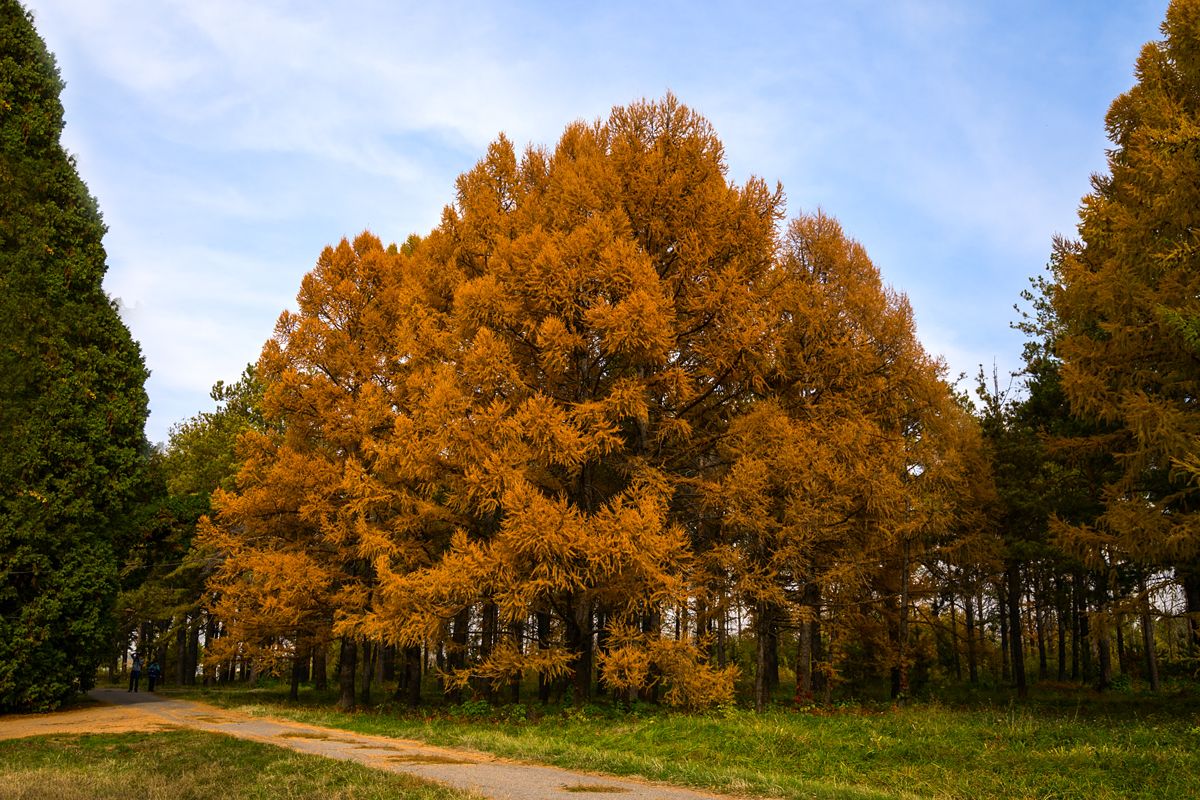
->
25, 1, 1168, 445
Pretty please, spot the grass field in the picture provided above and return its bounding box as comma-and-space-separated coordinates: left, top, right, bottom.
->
0, 729, 478, 800
171, 683, 1200, 799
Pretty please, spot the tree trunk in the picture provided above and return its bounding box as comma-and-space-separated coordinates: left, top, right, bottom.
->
448, 607, 470, 703
998, 579, 1010, 682
360, 640, 376, 706
1095, 576, 1112, 690
536, 611, 551, 704
1140, 576, 1160, 692
595, 610, 610, 698
313, 643, 328, 691
1033, 579, 1048, 681
1007, 561, 1027, 698
753, 602, 781, 710
479, 602, 498, 700
1055, 576, 1067, 682
795, 584, 819, 705
202, 618, 219, 686
289, 649, 303, 701
892, 543, 911, 702
754, 607, 768, 713
382, 644, 396, 682
1079, 602, 1092, 683
976, 590, 987, 659
170, 619, 183, 686
820, 621, 834, 706
796, 614, 813, 705
405, 645, 423, 707
764, 612, 780, 698
964, 584, 979, 684
336, 637, 357, 711
1072, 573, 1084, 681
1116, 617, 1128, 676
509, 620, 524, 704
1097, 626, 1112, 690
566, 600, 593, 704
716, 602, 728, 669
949, 592, 962, 682
811, 600, 826, 699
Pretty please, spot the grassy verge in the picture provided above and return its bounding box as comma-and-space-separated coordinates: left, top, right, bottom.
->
0, 729, 479, 800
169, 684, 1200, 799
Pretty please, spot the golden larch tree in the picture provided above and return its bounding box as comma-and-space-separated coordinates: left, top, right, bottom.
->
368, 95, 779, 706
1051, 0, 1200, 651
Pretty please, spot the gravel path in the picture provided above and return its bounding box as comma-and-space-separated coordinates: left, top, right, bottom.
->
42, 688, 736, 800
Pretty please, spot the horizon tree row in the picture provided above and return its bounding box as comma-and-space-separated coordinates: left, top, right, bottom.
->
130, 0, 1200, 709
189, 94, 981, 710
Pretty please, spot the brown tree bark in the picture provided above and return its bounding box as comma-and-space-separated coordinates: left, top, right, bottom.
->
289, 648, 304, 701
405, 645, 423, 707
1140, 576, 1160, 692
964, 585, 979, 684
566, 600, 593, 704
448, 607, 470, 703
536, 611, 551, 704
336, 637, 357, 711
313, 643, 328, 691
1006, 561, 1027, 698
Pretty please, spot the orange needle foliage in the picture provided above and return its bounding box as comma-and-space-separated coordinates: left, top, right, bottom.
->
202, 95, 981, 708
711, 212, 977, 705
199, 233, 444, 697
1052, 0, 1200, 573
365, 95, 778, 705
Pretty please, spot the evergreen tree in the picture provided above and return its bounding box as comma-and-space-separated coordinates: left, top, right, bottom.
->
0, 1, 150, 711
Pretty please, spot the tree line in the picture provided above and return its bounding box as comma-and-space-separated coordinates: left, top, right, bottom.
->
4, 0, 1200, 712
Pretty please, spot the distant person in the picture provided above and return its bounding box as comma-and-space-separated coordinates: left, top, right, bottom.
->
128, 654, 142, 692
147, 660, 162, 692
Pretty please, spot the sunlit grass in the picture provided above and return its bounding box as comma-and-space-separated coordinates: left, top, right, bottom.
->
0, 730, 479, 800
173, 683, 1200, 799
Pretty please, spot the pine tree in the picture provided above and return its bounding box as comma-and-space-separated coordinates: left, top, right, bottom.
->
0, 1, 150, 711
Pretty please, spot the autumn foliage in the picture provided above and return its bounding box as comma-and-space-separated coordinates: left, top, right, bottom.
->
199, 95, 978, 708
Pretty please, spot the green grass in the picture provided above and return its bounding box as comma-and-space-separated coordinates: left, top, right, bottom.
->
0, 729, 479, 800
170, 684, 1200, 799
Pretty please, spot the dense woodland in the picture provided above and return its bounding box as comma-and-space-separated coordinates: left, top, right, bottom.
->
5, 1, 1200, 713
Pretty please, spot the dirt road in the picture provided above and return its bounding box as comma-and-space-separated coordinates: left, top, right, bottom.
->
0, 689, 737, 800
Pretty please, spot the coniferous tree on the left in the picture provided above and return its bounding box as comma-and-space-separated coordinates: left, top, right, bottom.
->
0, 1, 150, 711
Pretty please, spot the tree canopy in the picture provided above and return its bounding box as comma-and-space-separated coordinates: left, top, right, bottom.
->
199, 95, 974, 708
37, 1, 1200, 712
1051, 0, 1200, 588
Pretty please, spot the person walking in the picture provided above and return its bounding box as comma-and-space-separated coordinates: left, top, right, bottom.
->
147, 660, 162, 692
128, 654, 142, 692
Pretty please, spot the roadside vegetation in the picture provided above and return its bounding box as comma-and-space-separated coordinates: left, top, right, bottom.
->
166, 681, 1200, 800
0, 729, 478, 800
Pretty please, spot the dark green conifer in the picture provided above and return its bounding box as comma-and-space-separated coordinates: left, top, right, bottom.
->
0, 0, 150, 711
